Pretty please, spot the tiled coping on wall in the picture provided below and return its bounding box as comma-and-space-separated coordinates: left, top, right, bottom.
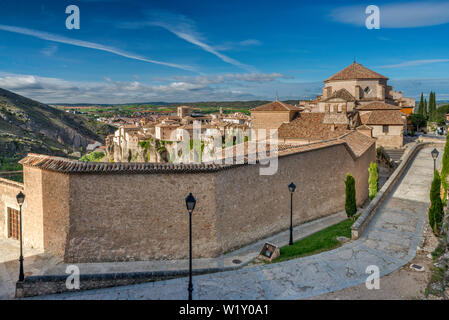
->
351, 141, 445, 240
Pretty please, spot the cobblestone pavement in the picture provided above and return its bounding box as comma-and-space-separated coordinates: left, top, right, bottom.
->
34, 147, 441, 300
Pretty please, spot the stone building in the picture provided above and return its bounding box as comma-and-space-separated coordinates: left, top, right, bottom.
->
253, 62, 410, 148
0, 130, 375, 263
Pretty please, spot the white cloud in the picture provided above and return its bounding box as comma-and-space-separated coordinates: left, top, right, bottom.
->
0, 72, 292, 103
0, 25, 196, 72
331, 2, 449, 28
120, 12, 256, 72
376, 59, 449, 68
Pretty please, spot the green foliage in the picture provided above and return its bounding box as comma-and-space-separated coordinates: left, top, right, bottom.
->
127, 150, 132, 162
418, 93, 424, 117
429, 170, 444, 235
272, 215, 359, 263
368, 162, 379, 201
345, 174, 357, 219
442, 135, 449, 194
79, 151, 105, 162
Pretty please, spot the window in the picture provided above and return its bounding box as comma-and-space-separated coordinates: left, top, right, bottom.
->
364, 87, 371, 94
7, 207, 20, 240
383, 125, 389, 133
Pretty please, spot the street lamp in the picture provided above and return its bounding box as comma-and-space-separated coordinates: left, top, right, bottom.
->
431, 148, 439, 172
288, 182, 296, 246
185, 192, 196, 301
16, 191, 25, 282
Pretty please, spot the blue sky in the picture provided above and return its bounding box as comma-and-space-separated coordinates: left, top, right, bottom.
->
2, 0, 449, 103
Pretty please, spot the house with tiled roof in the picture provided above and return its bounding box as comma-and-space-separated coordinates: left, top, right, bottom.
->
355, 102, 407, 148
250, 100, 302, 139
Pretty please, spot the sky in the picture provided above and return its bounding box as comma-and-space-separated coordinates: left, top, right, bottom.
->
2, 0, 449, 103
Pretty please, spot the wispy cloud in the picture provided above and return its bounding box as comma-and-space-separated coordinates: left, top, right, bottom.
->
41, 44, 58, 57
376, 59, 449, 68
213, 39, 262, 51
331, 2, 449, 28
120, 12, 256, 72
0, 25, 196, 72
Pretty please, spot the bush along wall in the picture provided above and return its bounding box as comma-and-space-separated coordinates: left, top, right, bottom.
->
345, 174, 357, 220
368, 162, 379, 201
429, 170, 444, 235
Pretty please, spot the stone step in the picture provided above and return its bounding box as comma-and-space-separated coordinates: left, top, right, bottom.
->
384, 149, 405, 163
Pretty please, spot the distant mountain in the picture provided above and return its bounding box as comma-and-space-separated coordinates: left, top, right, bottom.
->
0, 88, 114, 159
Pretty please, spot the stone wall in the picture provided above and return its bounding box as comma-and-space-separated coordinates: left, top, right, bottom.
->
215, 143, 374, 254
17, 141, 375, 263
372, 125, 403, 148
0, 178, 23, 239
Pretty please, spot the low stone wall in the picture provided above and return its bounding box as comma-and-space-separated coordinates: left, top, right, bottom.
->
15, 267, 234, 298
352, 142, 444, 239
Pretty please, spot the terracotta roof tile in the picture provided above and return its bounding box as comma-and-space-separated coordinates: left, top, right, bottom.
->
324, 88, 356, 102
356, 102, 402, 111
251, 101, 300, 112
325, 62, 388, 82
278, 113, 349, 140
360, 110, 405, 125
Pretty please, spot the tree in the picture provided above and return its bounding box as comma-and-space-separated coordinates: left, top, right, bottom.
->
368, 162, 379, 201
429, 170, 444, 235
418, 93, 424, 116
441, 134, 449, 195
424, 98, 428, 120
410, 113, 426, 131
345, 174, 357, 220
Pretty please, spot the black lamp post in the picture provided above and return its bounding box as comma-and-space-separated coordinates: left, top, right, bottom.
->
288, 182, 296, 246
16, 191, 25, 282
431, 148, 439, 172
185, 192, 196, 301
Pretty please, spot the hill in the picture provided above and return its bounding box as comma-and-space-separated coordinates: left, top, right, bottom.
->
0, 88, 114, 160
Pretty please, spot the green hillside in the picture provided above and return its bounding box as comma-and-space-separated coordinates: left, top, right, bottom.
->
0, 88, 114, 161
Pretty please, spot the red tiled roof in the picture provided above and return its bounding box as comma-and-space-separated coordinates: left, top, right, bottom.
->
356, 102, 402, 111
325, 62, 388, 82
251, 101, 300, 112
324, 88, 356, 102
278, 113, 350, 140
360, 110, 405, 125
339, 131, 375, 157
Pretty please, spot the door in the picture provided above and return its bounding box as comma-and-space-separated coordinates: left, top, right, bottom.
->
7, 207, 20, 240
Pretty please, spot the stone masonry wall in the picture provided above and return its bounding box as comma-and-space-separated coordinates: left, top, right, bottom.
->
214, 143, 375, 254
19, 142, 375, 262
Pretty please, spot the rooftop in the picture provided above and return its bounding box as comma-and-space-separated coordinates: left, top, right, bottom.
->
360, 110, 405, 125
356, 102, 402, 111
250, 100, 301, 112
278, 113, 350, 140
325, 62, 389, 82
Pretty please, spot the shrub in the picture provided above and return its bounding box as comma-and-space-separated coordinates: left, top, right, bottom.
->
441, 135, 449, 194
429, 170, 444, 235
79, 151, 105, 162
345, 174, 357, 220
368, 162, 379, 201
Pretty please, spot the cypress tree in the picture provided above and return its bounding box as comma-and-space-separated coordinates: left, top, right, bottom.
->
418, 93, 424, 116
368, 162, 379, 201
442, 135, 449, 194
345, 174, 357, 220
429, 170, 444, 235
424, 98, 428, 120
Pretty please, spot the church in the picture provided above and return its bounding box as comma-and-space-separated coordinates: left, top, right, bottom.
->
251, 62, 412, 149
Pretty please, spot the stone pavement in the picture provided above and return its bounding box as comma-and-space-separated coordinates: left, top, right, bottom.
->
33, 147, 441, 300
0, 205, 347, 300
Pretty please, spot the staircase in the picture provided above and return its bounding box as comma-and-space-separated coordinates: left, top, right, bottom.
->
384, 149, 405, 165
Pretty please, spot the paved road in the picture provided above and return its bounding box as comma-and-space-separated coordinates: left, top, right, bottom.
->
35, 147, 441, 300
